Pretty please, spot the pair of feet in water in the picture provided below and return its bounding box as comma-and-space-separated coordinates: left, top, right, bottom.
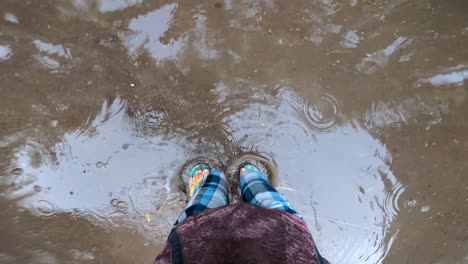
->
188, 164, 257, 197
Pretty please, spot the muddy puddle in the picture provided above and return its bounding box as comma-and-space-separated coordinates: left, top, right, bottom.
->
1, 0, 467, 263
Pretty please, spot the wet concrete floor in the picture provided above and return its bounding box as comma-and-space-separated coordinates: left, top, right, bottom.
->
1, 0, 468, 263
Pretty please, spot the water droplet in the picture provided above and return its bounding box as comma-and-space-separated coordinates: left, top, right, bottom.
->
110, 199, 129, 209
34, 200, 56, 217
420, 205, 430, 212
404, 199, 417, 208
11, 168, 23, 176
117, 201, 129, 209
50, 120, 59, 127
0, 45, 13, 61
92, 64, 103, 73
3, 13, 19, 24
110, 199, 119, 207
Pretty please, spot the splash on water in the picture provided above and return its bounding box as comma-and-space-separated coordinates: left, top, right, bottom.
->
3, 12, 19, 24
33, 200, 56, 217
0, 45, 12, 61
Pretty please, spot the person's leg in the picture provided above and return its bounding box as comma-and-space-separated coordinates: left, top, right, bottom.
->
175, 170, 229, 225
239, 166, 301, 218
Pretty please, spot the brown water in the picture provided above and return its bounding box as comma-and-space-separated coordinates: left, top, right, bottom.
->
1, 0, 467, 263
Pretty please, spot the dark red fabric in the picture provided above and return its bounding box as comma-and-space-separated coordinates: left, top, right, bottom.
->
154, 203, 329, 264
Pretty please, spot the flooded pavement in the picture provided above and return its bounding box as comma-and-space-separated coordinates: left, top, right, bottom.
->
1, 0, 467, 263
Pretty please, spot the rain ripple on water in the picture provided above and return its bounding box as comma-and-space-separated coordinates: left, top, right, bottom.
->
286, 91, 342, 134
382, 181, 404, 220
33, 200, 56, 217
